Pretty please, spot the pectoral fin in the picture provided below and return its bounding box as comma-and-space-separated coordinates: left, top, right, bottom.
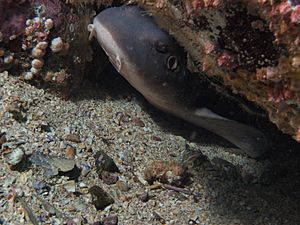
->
185, 108, 268, 158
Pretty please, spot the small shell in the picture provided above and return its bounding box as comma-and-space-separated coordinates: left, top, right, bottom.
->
50, 37, 64, 53
31, 47, 45, 58
30, 67, 41, 75
31, 58, 44, 69
36, 41, 48, 50
3, 55, 14, 64
44, 18, 54, 30
24, 71, 34, 80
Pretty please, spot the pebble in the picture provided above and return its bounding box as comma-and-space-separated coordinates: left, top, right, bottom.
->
144, 160, 189, 186
3, 147, 25, 166
101, 171, 119, 185
65, 145, 76, 159
65, 133, 81, 143
62, 180, 76, 193
88, 185, 114, 210
80, 162, 91, 177
79, 182, 87, 188
132, 117, 145, 127
116, 180, 130, 192
0, 132, 6, 147
138, 191, 149, 202
0, 71, 297, 224
103, 215, 118, 225
94, 151, 119, 173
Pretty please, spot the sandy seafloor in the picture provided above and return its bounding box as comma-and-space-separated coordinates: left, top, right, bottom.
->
0, 68, 299, 225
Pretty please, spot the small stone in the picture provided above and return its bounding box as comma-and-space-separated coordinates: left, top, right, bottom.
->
29, 152, 75, 178
0, 132, 6, 147
132, 117, 145, 127
103, 215, 118, 225
89, 186, 114, 210
62, 180, 76, 193
65, 133, 81, 143
79, 182, 87, 188
65, 145, 76, 159
138, 192, 149, 202
144, 160, 189, 186
116, 180, 130, 192
101, 171, 118, 185
152, 211, 165, 223
3, 147, 25, 166
39, 122, 51, 132
80, 163, 91, 177
152, 136, 162, 141
94, 151, 119, 173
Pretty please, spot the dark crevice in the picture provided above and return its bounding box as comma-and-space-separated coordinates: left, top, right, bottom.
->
218, 3, 283, 72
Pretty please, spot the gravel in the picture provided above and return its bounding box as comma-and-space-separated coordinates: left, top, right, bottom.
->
0, 71, 299, 224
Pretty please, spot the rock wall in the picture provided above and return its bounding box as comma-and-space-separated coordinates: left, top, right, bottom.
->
134, 0, 300, 142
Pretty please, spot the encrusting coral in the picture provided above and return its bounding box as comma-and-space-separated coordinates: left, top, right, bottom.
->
135, 0, 300, 142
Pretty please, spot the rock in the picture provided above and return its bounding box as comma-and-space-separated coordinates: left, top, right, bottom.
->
65, 145, 76, 159
94, 151, 119, 173
0, 132, 7, 147
101, 171, 118, 185
103, 215, 118, 225
88, 185, 114, 210
138, 192, 149, 202
65, 133, 81, 143
4, 96, 27, 122
80, 162, 91, 177
132, 117, 145, 127
3, 147, 25, 166
116, 180, 130, 192
144, 160, 189, 186
39, 122, 52, 132
29, 152, 75, 178
62, 180, 76, 193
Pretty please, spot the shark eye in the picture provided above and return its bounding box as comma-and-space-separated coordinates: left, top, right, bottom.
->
167, 55, 178, 71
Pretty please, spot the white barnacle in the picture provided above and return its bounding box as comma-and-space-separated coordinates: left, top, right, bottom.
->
50, 37, 64, 53
31, 58, 44, 69
44, 18, 54, 30
31, 47, 45, 58
24, 71, 34, 80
